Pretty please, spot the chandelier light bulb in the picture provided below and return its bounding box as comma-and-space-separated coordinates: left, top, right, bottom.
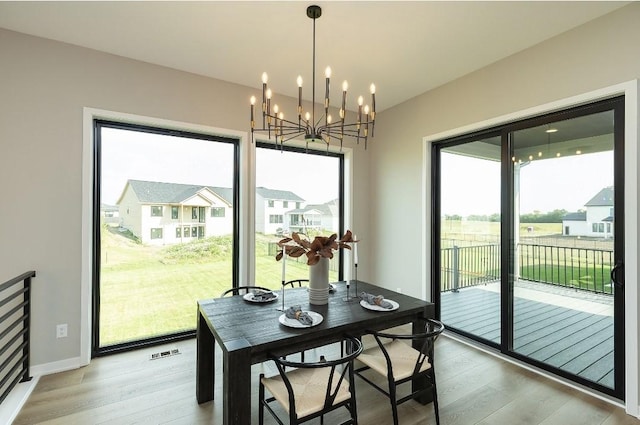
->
273, 104, 279, 114
305, 112, 311, 121
297, 75, 303, 87
278, 112, 284, 120
342, 81, 349, 91
325, 66, 332, 78
266, 89, 272, 99
327, 115, 332, 124
370, 83, 376, 94
364, 105, 370, 114
250, 96, 256, 105
262, 72, 268, 84
358, 96, 363, 106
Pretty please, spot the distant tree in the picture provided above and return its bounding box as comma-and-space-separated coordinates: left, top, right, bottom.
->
467, 214, 490, 221
520, 209, 567, 223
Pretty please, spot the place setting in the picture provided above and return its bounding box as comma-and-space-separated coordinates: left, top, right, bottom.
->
358, 291, 399, 311
278, 305, 323, 328
242, 288, 278, 303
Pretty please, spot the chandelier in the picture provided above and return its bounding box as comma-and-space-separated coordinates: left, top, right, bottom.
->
250, 5, 376, 150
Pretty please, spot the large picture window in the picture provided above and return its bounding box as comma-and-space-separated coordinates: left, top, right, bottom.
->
255, 143, 344, 288
94, 120, 239, 354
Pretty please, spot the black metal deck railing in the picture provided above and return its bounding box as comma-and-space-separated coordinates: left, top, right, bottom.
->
441, 243, 614, 295
0, 271, 34, 404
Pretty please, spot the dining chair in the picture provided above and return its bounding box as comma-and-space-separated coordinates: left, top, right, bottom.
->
284, 278, 309, 288
220, 285, 272, 297
354, 319, 445, 425
259, 336, 363, 425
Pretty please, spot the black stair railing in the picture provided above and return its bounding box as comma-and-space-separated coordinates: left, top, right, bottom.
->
0, 271, 35, 404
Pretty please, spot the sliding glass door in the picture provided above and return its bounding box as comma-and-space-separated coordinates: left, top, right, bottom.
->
433, 97, 625, 399
438, 135, 502, 345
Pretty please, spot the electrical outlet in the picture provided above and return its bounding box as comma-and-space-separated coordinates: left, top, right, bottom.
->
56, 324, 68, 338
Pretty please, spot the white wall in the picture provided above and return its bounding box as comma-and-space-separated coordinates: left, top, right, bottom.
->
370, 2, 640, 414
0, 28, 370, 370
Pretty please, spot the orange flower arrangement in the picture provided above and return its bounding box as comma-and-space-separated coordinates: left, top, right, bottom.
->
276, 230, 357, 266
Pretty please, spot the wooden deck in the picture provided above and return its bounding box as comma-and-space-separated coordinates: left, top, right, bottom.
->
441, 284, 615, 389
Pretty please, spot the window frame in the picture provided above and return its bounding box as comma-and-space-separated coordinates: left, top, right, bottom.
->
91, 118, 241, 357
255, 141, 346, 281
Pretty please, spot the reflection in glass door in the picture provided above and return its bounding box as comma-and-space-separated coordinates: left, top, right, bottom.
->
510, 110, 620, 391
438, 135, 502, 344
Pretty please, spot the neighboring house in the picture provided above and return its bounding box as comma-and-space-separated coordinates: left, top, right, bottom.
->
285, 199, 339, 233
100, 203, 119, 224
255, 187, 305, 235
562, 187, 614, 238
117, 180, 233, 245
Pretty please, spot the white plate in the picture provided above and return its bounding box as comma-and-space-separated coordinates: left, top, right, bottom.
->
243, 292, 278, 303
279, 311, 324, 328
360, 299, 399, 312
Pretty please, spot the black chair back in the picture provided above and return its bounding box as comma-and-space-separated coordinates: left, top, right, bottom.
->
220, 285, 272, 297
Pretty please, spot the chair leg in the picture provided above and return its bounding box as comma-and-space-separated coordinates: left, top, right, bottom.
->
258, 374, 265, 425
431, 369, 440, 425
388, 381, 399, 425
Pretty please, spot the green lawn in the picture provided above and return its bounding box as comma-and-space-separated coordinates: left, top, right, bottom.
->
99, 226, 338, 346
520, 264, 613, 294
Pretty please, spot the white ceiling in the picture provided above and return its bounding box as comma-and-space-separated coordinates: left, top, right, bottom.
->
0, 1, 628, 112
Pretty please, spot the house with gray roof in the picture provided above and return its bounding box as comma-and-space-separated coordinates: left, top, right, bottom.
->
255, 187, 305, 234
562, 186, 614, 238
285, 199, 339, 234
116, 180, 233, 245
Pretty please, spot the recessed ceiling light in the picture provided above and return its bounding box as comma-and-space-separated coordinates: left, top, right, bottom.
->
545, 128, 558, 133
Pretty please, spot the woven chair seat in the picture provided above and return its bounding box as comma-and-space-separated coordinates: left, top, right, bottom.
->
358, 339, 431, 381
261, 366, 351, 418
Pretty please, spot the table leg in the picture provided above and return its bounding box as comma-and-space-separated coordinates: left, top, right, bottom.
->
196, 309, 216, 404
412, 317, 433, 405
222, 339, 252, 425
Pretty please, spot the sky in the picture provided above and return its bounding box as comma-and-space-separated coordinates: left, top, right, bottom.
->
440, 150, 614, 216
101, 127, 339, 205
101, 127, 613, 215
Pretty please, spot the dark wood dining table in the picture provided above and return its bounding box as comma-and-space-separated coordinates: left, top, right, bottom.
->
196, 280, 435, 425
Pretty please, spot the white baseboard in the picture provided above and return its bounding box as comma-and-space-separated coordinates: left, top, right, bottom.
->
30, 356, 82, 377
0, 376, 40, 425
0, 357, 82, 424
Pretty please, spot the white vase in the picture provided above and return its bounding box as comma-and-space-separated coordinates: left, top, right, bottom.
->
308, 257, 330, 305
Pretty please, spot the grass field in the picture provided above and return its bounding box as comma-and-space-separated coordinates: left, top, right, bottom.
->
99, 226, 338, 346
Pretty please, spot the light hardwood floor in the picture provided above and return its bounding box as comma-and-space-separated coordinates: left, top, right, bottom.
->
14, 335, 640, 425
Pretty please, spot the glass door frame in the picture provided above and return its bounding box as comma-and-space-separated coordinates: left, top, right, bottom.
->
432, 96, 625, 400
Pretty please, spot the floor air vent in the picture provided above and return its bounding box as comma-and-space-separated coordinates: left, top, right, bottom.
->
150, 348, 180, 360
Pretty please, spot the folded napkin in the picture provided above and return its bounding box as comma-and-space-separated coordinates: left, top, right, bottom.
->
252, 290, 276, 301
359, 292, 393, 309
285, 305, 314, 325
